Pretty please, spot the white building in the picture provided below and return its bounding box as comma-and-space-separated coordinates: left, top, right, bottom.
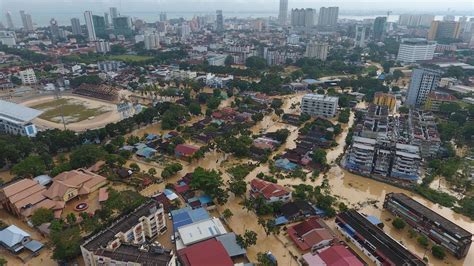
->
0, 31, 16, 46
0, 100, 43, 137
144, 33, 160, 50
19, 68, 36, 85
301, 94, 339, 118
208, 54, 227, 66
175, 217, 226, 249
305, 42, 329, 61
318, 6, 339, 26
406, 68, 441, 106
84, 11, 96, 41
95, 39, 110, 53
354, 25, 369, 48
397, 38, 436, 63
97, 61, 123, 72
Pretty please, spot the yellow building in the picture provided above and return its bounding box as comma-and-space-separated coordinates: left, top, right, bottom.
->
373, 92, 396, 111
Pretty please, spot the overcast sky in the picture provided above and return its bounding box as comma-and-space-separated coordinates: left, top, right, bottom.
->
0, 0, 473, 13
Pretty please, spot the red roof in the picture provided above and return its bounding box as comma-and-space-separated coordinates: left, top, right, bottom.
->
427, 92, 457, 101
293, 217, 323, 236
175, 144, 200, 156
318, 245, 364, 266
250, 178, 290, 200
177, 238, 233, 266
288, 217, 329, 251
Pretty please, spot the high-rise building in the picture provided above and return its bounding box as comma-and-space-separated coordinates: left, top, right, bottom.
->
84, 11, 96, 41
19, 11, 34, 32
216, 10, 224, 33
104, 12, 110, 28
112, 16, 132, 36
109, 7, 119, 20
159, 12, 167, 22
71, 18, 82, 35
5, 12, 14, 30
398, 14, 434, 27
397, 38, 436, 63
96, 39, 110, 53
49, 18, 60, 41
354, 25, 369, 48
180, 23, 191, 39
278, 0, 288, 25
144, 33, 160, 50
406, 68, 441, 106
373, 17, 387, 41
305, 42, 329, 61
0, 31, 17, 47
92, 15, 107, 37
318, 7, 339, 27
443, 15, 455, 22
291, 8, 316, 28
428, 21, 461, 41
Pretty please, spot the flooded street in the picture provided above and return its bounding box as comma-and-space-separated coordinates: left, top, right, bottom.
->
129, 93, 473, 265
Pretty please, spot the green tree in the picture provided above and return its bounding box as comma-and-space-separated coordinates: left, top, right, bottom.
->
246, 56, 267, 69
0, 257, 7, 266
31, 208, 54, 226
312, 148, 327, 166
129, 163, 140, 173
51, 226, 82, 261
222, 208, 233, 220
236, 229, 258, 248
188, 102, 201, 115
251, 112, 264, 122
69, 144, 106, 169
399, 106, 409, 114
417, 235, 429, 248
11, 155, 46, 177
228, 178, 247, 197
224, 55, 234, 66
66, 213, 77, 225
431, 245, 446, 259
190, 167, 229, 204
148, 168, 157, 177
256, 252, 274, 266
392, 217, 406, 230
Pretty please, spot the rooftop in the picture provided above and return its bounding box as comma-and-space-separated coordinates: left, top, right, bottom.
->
387, 193, 472, 239
177, 217, 227, 246
177, 238, 233, 266
0, 100, 43, 124
303, 94, 339, 103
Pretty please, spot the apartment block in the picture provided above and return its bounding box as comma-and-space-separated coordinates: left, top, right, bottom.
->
384, 193, 472, 258
373, 92, 396, 111
81, 201, 170, 266
301, 94, 339, 118
336, 210, 426, 266
390, 143, 421, 181
397, 38, 436, 63
19, 68, 37, 85
345, 136, 376, 175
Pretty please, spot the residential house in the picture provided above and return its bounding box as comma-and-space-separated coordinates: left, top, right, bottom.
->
287, 217, 335, 252
301, 245, 365, 266
0, 225, 43, 254
175, 144, 200, 158
250, 178, 292, 203
177, 238, 234, 266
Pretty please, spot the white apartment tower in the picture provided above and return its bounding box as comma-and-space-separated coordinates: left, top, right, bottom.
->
301, 94, 339, 118
84, 11, 96, 41
305, 42, 329, 61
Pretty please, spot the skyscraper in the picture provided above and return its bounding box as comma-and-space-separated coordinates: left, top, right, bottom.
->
84, 11, 96, 41
49, 18, 59, 41
144, 33, 160, 50
110, 7, 119, 20
93, 15, 107, 37
373, 17, 387, 41
406, 68, 441, 106
305, 42, 329, 61
278, 0, 288, 25
5, 12, 14, 29
20, 11, 34, 32
104, 12, 110, 28
291, 8, 316, 28
113, 16, 132, 36
428, 21, 461, 41
216, 10, 224, 33
71, 18, 82, 35
159, 12, 167, 22
354, 25, 369, 48
318, 7, 339, 27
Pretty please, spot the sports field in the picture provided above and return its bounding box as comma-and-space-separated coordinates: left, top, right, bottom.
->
31, 97, 110, 123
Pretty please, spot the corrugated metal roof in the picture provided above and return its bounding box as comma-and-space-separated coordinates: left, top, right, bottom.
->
0, 100, 43, 123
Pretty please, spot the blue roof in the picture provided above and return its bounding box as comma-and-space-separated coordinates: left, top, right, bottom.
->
136, 147, 157, 158
0, 225, 30, 248
302, 79, 318, 84
366, 215, 382, 225
171, 207, 210, 232
146, 134, 159, 141
24, 240, 44, 252
199, 195, 213, 204
275, 158, 298, 171
275, 216, 289, 225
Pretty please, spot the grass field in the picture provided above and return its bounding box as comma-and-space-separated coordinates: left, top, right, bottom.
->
31, 98, 109, 123
108, 55, 153, 62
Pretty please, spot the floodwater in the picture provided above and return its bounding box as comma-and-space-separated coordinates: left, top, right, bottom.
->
129, 93, 473, 265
